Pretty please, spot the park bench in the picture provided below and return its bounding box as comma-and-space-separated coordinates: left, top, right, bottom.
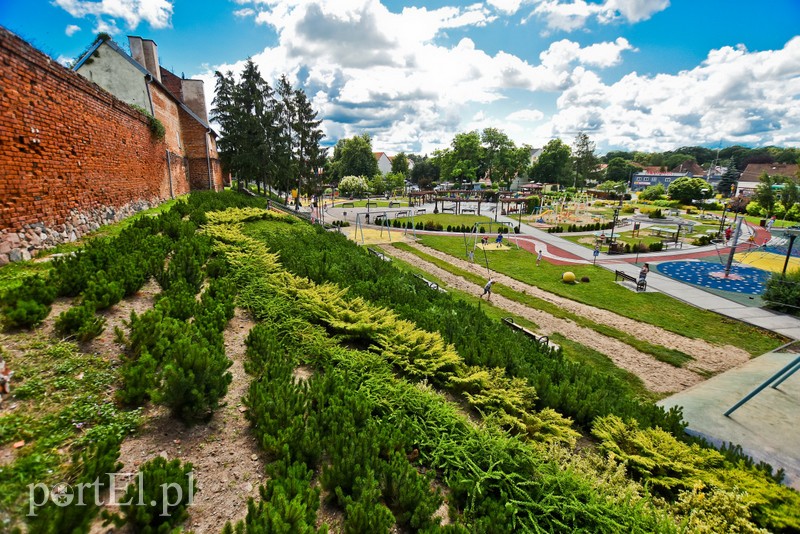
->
502, 317, 559, 352
462, 208, 475, 213
413, 273, 447, 292
340, 202, 355, 208
389, 201, 401, 207
416, 209, 426, 214
661, 240, 683, 249
615, 270, 646, 292
367, 248, 392, 262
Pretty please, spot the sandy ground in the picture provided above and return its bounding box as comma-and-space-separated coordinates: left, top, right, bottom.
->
384, 242, 752, 394
89, 308, 262, 533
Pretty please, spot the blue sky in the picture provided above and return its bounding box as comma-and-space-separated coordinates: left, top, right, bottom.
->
2, 0, 799, 156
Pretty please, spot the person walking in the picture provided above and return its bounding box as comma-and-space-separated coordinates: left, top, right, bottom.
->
536, 248, 543, 266
480, 279, 495, 300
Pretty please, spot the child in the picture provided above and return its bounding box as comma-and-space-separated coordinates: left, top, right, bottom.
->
536, 248, 543, 266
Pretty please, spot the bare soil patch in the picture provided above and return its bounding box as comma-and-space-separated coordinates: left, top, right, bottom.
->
89, 308, 261, 533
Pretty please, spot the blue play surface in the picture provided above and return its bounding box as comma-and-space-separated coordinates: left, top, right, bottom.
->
656, 261, 771, 295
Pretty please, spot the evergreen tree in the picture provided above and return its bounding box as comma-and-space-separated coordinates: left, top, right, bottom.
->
572, 132, 601, 190
293, 89, 326, 197
717, 159, 740, 196
276, 75, 298, 204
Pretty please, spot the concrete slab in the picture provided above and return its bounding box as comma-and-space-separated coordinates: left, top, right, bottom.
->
659, 349, 800, 490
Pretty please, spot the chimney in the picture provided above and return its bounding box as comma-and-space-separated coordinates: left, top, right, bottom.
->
128, 36, 161, 83
180, 79, 209, 123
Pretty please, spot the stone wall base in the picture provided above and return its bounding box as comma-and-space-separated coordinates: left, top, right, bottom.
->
0, 198, 160, 265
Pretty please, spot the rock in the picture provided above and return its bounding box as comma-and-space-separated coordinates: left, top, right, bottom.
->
9, 249, 22, 262
159, 451, 169, 460
0, 241, 11, 254
0, 254, 8, 266
250, 454, 258, 461
21, 250, 31, 261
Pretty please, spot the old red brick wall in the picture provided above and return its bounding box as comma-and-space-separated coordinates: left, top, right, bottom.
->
0, 28, 188, 264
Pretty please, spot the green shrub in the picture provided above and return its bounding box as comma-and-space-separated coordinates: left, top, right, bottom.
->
83, 270, 125, 310
55, 303, 105, 341
115, 456, 195, 532
648, 241, 664, 252
2, 299, 51, 329
158, 335, 232, 423
763, 270, 800, 315
0, 274, 56, 328
117, 350, 159, 406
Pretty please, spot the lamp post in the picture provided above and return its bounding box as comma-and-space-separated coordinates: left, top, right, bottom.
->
780, 228, 800, 276
718, 202, 729, 238
608, 206, 620, 253
366, 188, 371, 224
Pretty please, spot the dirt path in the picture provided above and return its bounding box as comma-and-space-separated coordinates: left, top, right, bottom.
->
89, 308, 262, 533
385, 245, 708, 394
404, 242, 751, 375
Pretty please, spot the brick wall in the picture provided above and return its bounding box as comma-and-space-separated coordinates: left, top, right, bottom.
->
0, 27, 189, 264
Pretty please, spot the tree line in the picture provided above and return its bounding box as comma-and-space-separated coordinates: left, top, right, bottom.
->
211, 60, 326, 204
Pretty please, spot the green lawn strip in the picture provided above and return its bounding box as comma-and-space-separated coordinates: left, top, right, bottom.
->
392, 242, 695, 368
416, 234, 786, 356
373, 245, 539, 328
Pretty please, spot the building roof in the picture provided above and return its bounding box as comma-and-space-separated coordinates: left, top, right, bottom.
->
670, 160, 705, 176
739, 163, 799, 183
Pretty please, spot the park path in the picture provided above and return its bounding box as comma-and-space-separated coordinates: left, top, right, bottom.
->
383, 243, 752, 393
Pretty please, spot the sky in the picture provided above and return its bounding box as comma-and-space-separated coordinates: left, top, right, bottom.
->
2, 0, 799, 156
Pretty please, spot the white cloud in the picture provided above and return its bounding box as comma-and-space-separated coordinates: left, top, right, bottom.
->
200, 2, 798, 154
234, 8, 256, 18
531, 0, 669, 32
548, 37, 800, 151
486, 0, 525, 15
53, 0, 173, 33
507, 109, 545, 121
65, 24, 81, 36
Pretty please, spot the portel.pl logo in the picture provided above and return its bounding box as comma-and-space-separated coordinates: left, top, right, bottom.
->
28, 471, 195, 517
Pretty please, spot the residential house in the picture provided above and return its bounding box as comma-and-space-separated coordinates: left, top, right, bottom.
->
374, 152, 393, 175
631, 171, 692, 192
73, 35, 223, 192
736, 163, 799, 197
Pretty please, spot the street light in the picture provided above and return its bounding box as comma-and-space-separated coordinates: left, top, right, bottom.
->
608, 206, 620, 253
780, 228, 800, 276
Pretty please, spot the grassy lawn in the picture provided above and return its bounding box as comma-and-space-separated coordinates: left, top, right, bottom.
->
412, 234, 787, 356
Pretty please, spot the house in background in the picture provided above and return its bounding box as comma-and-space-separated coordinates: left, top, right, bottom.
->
736, 163, 799, 197
631, 171, 691, 192
73, 35, 223, 191
374, 152, 392, 175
